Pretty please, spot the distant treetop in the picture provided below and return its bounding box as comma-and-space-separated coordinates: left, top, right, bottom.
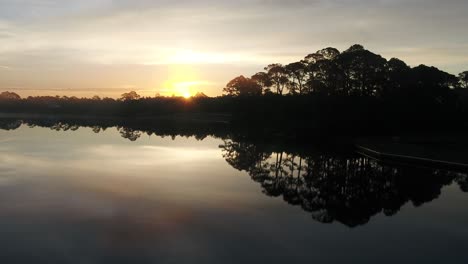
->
0, 91, 21, 100
459, 71, 468, 89
120, 91, 141, 101
223, 75, 262, 96
193, 92, 209, 98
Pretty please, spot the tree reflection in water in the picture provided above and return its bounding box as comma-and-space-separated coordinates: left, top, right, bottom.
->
118, 127, 142, 141
220, 139, 468, 227
0, 118, 228, 141
1, 118, 467, 227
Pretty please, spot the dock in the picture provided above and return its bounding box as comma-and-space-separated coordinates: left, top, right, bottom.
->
356, 137, 468, 172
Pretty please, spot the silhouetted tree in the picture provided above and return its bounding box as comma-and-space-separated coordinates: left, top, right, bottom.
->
193, 92, 209, 98
383, 58, 411, 97
0, 91, 21, 100
305, 51, 343, 95
0, 44, 466, 135
316, 47, 340, 60
251, 72, 273, 94
220, 139, 269, 171
0, 119, 22, 130
285, 61, 308, 94
459, 71, 468, 89
120, 91, 141, 101
409, 65, 458, 104
118, 127, 142, 141
223, 75, 262, 96
336, 45, 388, 96
265, 64, 289, 95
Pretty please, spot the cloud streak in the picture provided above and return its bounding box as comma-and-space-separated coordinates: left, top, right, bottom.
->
0, 0, 467, 96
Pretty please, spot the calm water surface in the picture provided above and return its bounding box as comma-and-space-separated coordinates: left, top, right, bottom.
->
1, 125, 468, 263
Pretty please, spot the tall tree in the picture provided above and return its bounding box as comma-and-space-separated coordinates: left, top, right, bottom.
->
316, 47, 340, 60
285, 61, 308, 94
383, 58, 411, 97
459, 71, 468, 89
251, 72, 273, 94
0, 91, 21, 100
223, 75, 262, 96
409, 65, 458, 104
304, 53, 326, 64
120, 91, 141, 101
336, 44, 388, 96
265, 64, 289, 95
304, 48, 342, 95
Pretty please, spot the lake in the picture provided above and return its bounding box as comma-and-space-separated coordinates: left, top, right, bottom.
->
1, 123, 468, 263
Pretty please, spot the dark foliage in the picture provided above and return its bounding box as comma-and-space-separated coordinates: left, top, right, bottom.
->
1, 44, 467, 135
1, 116, 467, 227
220, 138, 468, 227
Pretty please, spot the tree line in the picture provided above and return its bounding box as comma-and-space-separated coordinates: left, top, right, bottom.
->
224, 44, 467, 102
0, 91, 230, 117
1, 44, 468, 135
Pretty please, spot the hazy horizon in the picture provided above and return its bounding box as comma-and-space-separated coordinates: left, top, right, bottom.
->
1, 0, 467, 98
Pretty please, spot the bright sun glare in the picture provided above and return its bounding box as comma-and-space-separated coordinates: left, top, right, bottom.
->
160, 65, 202, 98
163, 81, 199, 98
183, 91, 191, 98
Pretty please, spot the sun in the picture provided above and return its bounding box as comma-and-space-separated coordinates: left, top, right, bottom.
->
183, 92, 191, 99
162, 80, 200, 98
159, 65, 203, 97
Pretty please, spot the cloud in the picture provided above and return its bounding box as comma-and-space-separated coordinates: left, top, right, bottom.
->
0, 0, 467, 96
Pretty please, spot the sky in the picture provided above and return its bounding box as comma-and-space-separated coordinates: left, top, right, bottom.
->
0, 0, 467, 98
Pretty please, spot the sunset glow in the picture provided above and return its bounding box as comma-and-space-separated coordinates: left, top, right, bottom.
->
162, 81, 199, 98
0, 0, 466, 97
159, 65, 206, 97
0, 1, 468, 263
166, 50, 228, 65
